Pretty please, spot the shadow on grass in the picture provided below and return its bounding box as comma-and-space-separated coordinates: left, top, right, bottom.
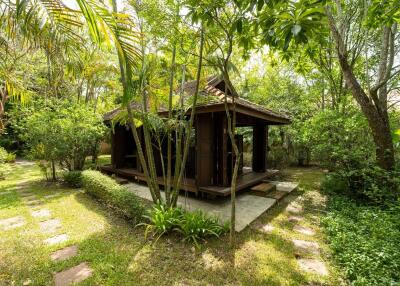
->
1, 161, 312, 286
68, 187, 309, 286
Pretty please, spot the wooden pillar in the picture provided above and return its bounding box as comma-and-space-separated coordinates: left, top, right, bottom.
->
252, 124, 267, 172
222, 116, 228, 186
111, 128, 116, 167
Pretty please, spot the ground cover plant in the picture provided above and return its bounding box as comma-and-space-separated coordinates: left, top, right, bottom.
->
0, 162, 341, 285
321, 196, 400, 286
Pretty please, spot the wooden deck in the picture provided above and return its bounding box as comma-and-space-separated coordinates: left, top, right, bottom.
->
99, 165, 279, 197
199, 170, 279, 196
99, 165, 197, 193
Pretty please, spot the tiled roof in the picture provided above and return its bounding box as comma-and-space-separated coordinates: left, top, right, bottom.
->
104, 75, 290, 124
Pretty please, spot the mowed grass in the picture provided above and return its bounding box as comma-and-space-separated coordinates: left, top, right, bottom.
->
0, 162, 341, 286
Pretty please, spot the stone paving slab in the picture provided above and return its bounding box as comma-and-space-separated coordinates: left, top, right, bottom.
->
39, 219, 61, 234
54, 262, 93, 286
288, 216, 303, 223
21, 195, 37, 201
18, 191, 33, 197
294, 225, 316, 236
297, 258, 328, 276
44, 234, 69, 245
26, 199, 42, 206
266, 181, 299, 192
31, 209, 51, 219
292, 239, 320, 255
126, 182, 277, 232
0, 191, 12, 196
44, 194, 60, 199
252, 222, 275, 234
51, 245, 78, 262
286, 203, 303, 214
0, 216, 26, 230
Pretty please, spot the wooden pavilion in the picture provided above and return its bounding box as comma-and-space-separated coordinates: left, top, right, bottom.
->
100, 76, 290, 197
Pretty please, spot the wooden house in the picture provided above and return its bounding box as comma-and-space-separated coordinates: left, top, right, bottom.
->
100, 76, 290, 197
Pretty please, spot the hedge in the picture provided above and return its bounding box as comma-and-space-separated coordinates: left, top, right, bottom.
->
81, 170, 144, 222
63, 171, 83, 188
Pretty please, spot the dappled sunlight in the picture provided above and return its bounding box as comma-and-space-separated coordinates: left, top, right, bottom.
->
235, 239, 305, 285
201, 249, 226, 271
0, 162, 341, 285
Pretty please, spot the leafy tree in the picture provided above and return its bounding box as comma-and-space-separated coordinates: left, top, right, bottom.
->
238, 0, 400, 170
20, 100, 105, 180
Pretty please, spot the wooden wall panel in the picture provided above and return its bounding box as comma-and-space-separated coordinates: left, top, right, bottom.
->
196, 114, 214, 186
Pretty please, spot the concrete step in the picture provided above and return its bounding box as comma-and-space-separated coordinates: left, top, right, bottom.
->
114, 177, 129, 185
251, 181, 298, 201
250, 183, 276, 197
262, 180, 299, 193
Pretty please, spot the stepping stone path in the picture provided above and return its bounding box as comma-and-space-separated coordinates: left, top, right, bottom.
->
286, 203, 303, 214
294, 225, 316, 236
44, 234, 69, 245
31, 209, 51, 219
252, 222, 275, 234
285, 199, 328, 277
39, 219, 61, 234
13, 179, 93, 285
292, 239, 320, 255
297, 258, 328, 276
54, 262, 93, 286
288, 216, 303, 223
51, 245, 78, 262
0, 216, 26, 230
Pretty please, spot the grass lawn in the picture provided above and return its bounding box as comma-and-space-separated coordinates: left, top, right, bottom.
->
0, 161, 341, 286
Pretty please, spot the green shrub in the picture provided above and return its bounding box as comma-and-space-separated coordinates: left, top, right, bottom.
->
82, 170, 144, 222
322, 196, 400, 285
63, 171, 83, 188
321, 165, 400, 205
20, 100, 105, 175
0, 147, 16, 163
300, 109, 374, 170
142, 204, 228, 246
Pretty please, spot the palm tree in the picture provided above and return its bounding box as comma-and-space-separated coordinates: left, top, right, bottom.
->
0, 0, 141, 129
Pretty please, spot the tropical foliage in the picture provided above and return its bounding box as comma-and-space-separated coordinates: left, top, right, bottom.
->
15, 100, 105, 179
0, 0, 400, 283
142, 203, 228, 246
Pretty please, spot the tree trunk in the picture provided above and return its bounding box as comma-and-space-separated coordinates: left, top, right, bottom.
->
325, 6, 395, 170
0, 86, 8, 132
171, 25, 205, 207
222, 72, 239, 246
166, 36, 177, 207
111, 0, 161, 202
51, 160, 56, 181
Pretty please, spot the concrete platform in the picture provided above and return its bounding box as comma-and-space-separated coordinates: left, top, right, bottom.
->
126, 183, 277, 232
